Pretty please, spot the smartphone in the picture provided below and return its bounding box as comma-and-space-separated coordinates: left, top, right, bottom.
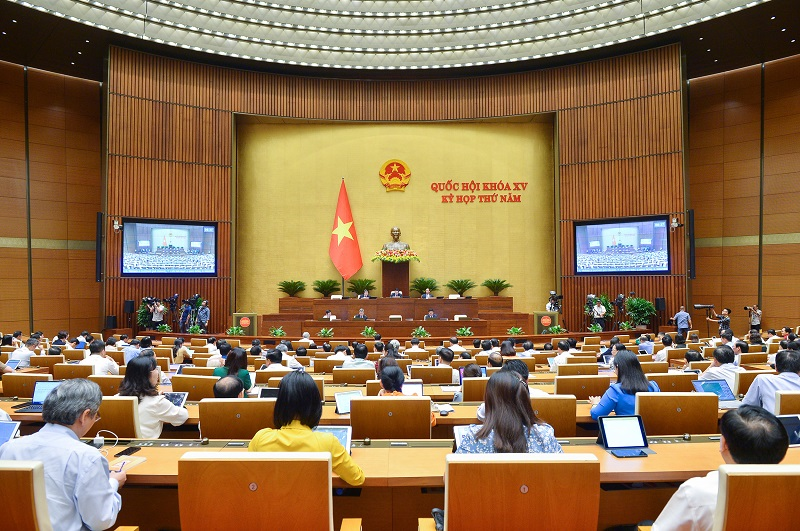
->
114, 446, 141, 458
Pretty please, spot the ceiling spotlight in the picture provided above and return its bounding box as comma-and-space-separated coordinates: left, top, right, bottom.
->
706, 48, 711, 52
714, 59, 719, 62
77, 51, 82, 55
771, 16, 776, 20
782, 28, 786, 32
70, 62, 75, 65
792, 39, 797, 43
699, 37, 703, 40
85, 39, 89, 43
12, 19, 16, 23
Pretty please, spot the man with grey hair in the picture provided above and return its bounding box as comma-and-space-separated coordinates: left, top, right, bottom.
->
10, 337, 39, 368
0, 379, 125, 529
275, 343, 303, 370
297, 331, 312, 345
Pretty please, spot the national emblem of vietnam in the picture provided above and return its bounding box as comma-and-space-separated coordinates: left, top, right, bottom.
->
379, 160, 411, 192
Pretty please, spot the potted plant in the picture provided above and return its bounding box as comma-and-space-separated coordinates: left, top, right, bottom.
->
455, 326, 473, 337
318, 328, 334, 338
481, 278, 513, 296
188, 324, 202, 334
277, 280, 306, 297
411, 326, 431, 338
445, 279, 477, 297
312, 279, 340, 298
587, 323, 602, 333
269, 326, 287, 337
625, 297, 657, 329
347, 278, 377, 296
410, 277, 439, 295
156, 323, 172, 333
226, 325, 246, 336
507, 326, 524, 336
545, 325, 567, 334
360, 326, 378, 338
619, 321, 634, 331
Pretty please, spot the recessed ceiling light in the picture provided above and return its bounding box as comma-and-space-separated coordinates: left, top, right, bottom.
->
85, 40, 89, 43
706, 49, 711, 52
12, 19, 16, 23
78, 51, 82, 55
714, 59, 718, 63
1, 32, 5, 35
792, 39, 797, 43
782, 28, 786, 32
771, 16, 776, 20
70, 62, 75, 65
699, 37, 703, 40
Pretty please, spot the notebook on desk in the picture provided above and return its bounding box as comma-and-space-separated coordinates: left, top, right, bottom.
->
691, 379, 741, 409
14, 380, 64, 413
597, 415, 651, 458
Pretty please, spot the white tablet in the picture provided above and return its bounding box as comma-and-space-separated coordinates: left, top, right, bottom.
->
334, 390, 363, 415
314, 426, 353, 454
163, 392, 189, 408
0, 421, 21, 445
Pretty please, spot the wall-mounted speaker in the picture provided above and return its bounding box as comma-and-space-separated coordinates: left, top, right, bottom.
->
655, 297, 667, 312
105, 315, 118, 329
123, 300, 135, 314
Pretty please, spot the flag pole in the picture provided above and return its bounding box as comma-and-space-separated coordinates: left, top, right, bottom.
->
340, 176, 345, 296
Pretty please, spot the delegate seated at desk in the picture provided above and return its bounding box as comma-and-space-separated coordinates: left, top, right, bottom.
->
424, 309, 438, 320
322, 310, 337, 321
353, 308, 369, 320
589, 351, 660, 420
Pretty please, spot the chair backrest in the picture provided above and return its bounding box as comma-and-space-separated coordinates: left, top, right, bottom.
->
738, 352, 768, 365
153, 347, 173, 360
364, 379, 423, 397
0, 352, 7, 363
580, 345, 601, 353
566, 355, 597, 364
254, 369, 293, 384
474, 353, 489, 365
504, 357, 538, 373
645, 372, 698, 393
583, 336, 601, 346
311, 358, 341, 374
88, 375, 125, 396
332, 368, 376, 384
0, 460, 52, 531
223, 339, 241, 348
636, 354, 651, 362
776, 391, 800, 415
553, 375, 612, 400
161, 337, 177, 346
192, 346, 210, 354
28, 355, 65, 374
531, 352, 555, 364
733, 370, 776, 396
198, 398, 276, 439
180, 367, 216, 377
61, 349, 87, 362
171, 375, 218, 401
713, 464, 800, 531
188, 338, 205, 346
90, 396, 143, 439
531, 395, 577, 437
639, 361, 669, 374
689, 360, 712, 372
106, 350, 125, 366
635, 392, 719, 435
178, 452, 333, 531
409, 365, 454, 384
404, 350, 432, 362
666, 348, 689, 363
2, 373, 53, 398
462, 377, 490, 402
556, 363, 598, 376
615, 335, 630, 344
155, 357, 171, 373
450, 358, 477, 370
767, 342, 781, 354
291, 356, 312, 367
52, 363, 93, 380
350, 396, 432, 439
444, 454, 600, 530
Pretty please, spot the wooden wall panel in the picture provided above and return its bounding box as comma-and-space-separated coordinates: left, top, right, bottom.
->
106, 44, 685, 334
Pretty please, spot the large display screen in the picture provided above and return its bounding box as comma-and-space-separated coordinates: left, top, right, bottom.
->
574, 216, 670, 275
122, 219, 217, 276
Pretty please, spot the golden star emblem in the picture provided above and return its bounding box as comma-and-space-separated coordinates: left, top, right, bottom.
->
331, 216, 354, 245
390, 163, 400, 173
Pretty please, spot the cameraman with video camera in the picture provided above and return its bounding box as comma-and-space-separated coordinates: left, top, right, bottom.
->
745, 304, 762, 332
149, 298, 165, 330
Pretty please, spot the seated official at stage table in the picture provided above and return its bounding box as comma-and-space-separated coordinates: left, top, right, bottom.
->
249, 371, 365, 486
358, 289, 371, 300
353, 308, 369, 320
421, 288, 434, 299
457, 370, 562, 454
0, 379, 126, 530
424, 309, 438, 320
390, 288, 403, 298
589, 350, 660, 419
652, 406, 789, 530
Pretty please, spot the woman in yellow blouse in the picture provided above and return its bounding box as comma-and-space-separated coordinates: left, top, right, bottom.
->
248, 371, 365, 486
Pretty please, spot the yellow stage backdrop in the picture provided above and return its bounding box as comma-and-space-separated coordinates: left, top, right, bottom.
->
235, 117, 556, 315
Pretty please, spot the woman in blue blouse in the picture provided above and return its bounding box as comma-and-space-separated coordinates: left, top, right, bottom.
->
589, 350, 660, 419
456, 370, 562, 454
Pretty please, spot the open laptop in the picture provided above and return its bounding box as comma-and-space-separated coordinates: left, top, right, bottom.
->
597, 415, 651, 458
4, 359, 21, 371
691, 379, 741, 409
175, 364, 194, 374
401, 382, 424, 397
313, 426, 353, 454
0, 421, 21, 445
334, 390, 363, 415
14, 380, 64, 412
162, 392, 189, 408
777, 415, 800, 447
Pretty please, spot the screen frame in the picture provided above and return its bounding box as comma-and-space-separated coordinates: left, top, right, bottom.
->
120, 217, 219, 278
573, 214, 671, 276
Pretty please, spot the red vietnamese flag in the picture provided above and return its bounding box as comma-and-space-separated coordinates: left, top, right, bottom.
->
329, 180, 362, 280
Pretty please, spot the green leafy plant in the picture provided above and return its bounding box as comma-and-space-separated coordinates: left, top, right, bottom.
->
619, 321, 635, 331
269, 326, 287, 337
455, 326, 474, 337
313, 279, 341, 298
226, 325, 246, 336
136, 302, 151, 329
445, 279, 477, 297
360, 326, 378, 338
545, 325, 567, 334
156, 323, 172, 333
318, 328, 334, 338
347, 278, 377, 295
481, 278, 513, 296
584, 294, 615, 322
277, 280, 306, 297
410, 277, 439, 295
587, 323, 603, 333
507, 326, 524, 336
625, 297, 657, 326
188, 325, 202, 334
411, 326, 431, 338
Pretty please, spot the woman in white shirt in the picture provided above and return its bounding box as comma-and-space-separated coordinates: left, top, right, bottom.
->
118, 355, 188, 438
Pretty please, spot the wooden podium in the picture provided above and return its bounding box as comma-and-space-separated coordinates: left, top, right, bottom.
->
381, 261, 409, 298
533, 311, 560, 334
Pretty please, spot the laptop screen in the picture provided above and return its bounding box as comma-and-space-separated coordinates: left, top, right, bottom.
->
402, 383, 424, 397
32, 380, 63, 404
0, 421, 21, 445
598, 415, 648, 449
692, 379, 736, 401
313, 426, 352, 454
778, 415, 800, 447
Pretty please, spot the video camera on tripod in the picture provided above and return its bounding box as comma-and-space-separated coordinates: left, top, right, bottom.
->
548, 290, 563, 312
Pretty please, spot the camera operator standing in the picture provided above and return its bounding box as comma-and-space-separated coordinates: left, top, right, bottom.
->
150, 299, 165, 330
745, 304, 762, 332
197, 300, 210, 333
179, 301, 192, 333
592, 299, 607, 329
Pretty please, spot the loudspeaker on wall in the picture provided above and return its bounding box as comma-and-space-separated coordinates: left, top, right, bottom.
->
655, 298, 667, 312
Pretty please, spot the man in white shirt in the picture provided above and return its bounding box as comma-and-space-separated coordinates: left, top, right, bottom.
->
592, 299, 607, 328
553, 340, 573, 366
0, 379, 126, 530
518, 340, 537, 357
207, 341, 229, 368
10, 338, 39, 368
742, 350, 800, 413
342, 343, 377, 370
80, 340, 120, 375
116, 334, 130, 348
700, 345, 745, 391
276, 343, 304, 370
436, 347, 461, 384
447, 337, 467, 353
652, 405, 789, 531
262, 349, 289, 371
653, 335, 674, 362
326, 345, 351, 361
490, 338, 501, 353
297, 332, 313, 345
405, 338, 427, 354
